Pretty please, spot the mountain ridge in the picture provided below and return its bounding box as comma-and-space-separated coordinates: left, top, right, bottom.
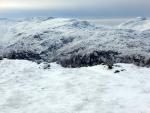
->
0, 17, 150, 67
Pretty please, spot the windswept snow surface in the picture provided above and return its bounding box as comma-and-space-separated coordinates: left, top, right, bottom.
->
0, 59, 150, 113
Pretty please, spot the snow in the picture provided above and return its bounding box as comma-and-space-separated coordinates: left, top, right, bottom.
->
0, 59, 150, 113
118, 17, 150, 31
0, 17, 150, 112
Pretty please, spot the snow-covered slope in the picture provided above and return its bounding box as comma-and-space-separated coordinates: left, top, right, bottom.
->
0, 17, 150, 67
0, 59, 150, 113
118, 17, 150, 31
1, 17, 150, 113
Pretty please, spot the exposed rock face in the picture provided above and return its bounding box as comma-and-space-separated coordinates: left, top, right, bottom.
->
0, 17, 150, 67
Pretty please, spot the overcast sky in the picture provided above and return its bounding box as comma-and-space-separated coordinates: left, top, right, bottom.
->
0, 0, 150, 18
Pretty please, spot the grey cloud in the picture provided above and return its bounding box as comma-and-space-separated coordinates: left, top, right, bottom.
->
0, 0, 150, 18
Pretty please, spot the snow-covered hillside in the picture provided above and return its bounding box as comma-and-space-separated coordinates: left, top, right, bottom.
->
0, 59, 150, 113
1, 17, 150, 113
118, 17, 150, 31
0, 17, 150, 67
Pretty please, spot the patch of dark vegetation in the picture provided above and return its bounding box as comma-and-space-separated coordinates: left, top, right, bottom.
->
108, 64, 113, 70
117, 55, 150, 67
43, 63, 51, 69
60, 37, 74, 44
56, 51, 150, 68
33, 34, 43, 40
3, 51, 41, 61
121, 69, 126, 71
114, 65, 121, 67
0, 56, 3, 60
43, 31, 49, 34
40, 43, 63, 58
16, 33, 23, 36
114, 70, 120, 73
57, 51, 119, 68
1, 49, 150, 68
114, 69, 126, 74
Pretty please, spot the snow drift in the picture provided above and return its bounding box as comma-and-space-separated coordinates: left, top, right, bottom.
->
0, 59, 150, 113
0, 17, 150, 67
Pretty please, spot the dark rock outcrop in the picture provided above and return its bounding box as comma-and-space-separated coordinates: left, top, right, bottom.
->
0, 56, 3, 60
114, 70, 120, 73
3, 51, 41, 61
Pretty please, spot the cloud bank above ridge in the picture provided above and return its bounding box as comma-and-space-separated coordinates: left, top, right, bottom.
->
0, 0, 150, 18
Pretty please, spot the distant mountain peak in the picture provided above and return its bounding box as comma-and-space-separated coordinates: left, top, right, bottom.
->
136, 17, 147, 21
118, 17, 150, 31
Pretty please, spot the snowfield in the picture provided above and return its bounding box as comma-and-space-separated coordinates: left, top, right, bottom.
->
0, 59, 150, 113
